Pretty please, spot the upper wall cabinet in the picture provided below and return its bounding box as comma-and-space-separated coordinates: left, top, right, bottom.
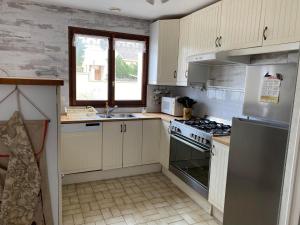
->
190, 2, 222, 55
219, 0, 264, 50
177, 15, 193, 86
148, 19, 180, 86
262, 0, 300, 46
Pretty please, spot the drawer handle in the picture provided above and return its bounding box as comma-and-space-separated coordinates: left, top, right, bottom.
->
86, 123, 100, 127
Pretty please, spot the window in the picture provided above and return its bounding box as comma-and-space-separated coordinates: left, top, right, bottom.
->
69, 27, 149, 107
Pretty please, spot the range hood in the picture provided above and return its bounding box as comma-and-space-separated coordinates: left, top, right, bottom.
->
187, 51, 250, 65
186, 42, 300, 86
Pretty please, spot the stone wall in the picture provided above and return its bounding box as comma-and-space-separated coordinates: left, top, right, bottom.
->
0, 0, 150, 106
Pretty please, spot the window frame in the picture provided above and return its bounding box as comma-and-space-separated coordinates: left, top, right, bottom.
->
69, 26, 149, 107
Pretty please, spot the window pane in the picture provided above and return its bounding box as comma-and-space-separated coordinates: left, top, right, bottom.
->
114, 39, 145, 101
75, 34, 109, 101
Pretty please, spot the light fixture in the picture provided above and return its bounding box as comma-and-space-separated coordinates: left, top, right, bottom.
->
146, 0, 170, 5
109, 7, 121, 12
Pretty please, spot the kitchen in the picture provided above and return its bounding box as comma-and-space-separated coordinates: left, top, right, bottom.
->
0, 0, 300, 225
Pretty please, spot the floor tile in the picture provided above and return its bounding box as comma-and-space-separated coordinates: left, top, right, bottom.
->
62, 173, 220, 225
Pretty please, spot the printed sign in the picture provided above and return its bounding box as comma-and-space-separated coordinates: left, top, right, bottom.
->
260, 73, 283, 104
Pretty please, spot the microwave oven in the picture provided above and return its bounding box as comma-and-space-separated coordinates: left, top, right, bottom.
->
161, 97, 183, 116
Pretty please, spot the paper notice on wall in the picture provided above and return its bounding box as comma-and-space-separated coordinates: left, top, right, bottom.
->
260, 73, 282, 104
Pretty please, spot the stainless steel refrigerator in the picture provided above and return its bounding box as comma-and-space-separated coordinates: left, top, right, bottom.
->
223, 63, 298, 225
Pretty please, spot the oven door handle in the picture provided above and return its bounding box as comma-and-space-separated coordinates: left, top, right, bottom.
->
171, 134, 209, 153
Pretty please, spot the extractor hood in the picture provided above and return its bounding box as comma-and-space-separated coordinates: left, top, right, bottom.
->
187, 51, 250, 65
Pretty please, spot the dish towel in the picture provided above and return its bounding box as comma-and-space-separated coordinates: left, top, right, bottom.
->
0, 111, 41, 225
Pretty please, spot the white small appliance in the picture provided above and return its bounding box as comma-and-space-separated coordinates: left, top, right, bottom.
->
161, 97, 183, 116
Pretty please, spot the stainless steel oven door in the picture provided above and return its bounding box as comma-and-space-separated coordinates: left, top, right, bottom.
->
169, 133, 211, 198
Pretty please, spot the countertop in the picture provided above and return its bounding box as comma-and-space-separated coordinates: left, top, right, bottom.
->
0, 77, 64, 86
60, 112, 183, 124
212, 136, 231, 147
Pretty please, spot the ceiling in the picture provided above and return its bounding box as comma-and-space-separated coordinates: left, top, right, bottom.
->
32, 0, 218, 20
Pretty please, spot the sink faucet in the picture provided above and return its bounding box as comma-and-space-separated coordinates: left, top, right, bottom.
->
105, 102, 118, 117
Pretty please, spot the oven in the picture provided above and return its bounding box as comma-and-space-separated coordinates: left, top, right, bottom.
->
169, 132, 211, 198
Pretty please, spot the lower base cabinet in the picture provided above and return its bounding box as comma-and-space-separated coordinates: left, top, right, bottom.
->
123, 121, 143, 167
102, 121, 123, 170
159, 120, 171, 169
208, 141, 229, 212
61, 123, 102, 174
61, 119, 172, 174
142, 120, 161, 164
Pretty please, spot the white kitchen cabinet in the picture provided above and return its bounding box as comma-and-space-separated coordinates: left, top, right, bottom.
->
123, 121, 143, 167
262, 0, 300, 46
148, 20, 180, 86
142, 120, 161, 164
159, 121, 171, 169
177, 15, 192, 86
209, 141, 230, 212
190, 2, 222, 55
61, 123, 102, 174
219, 0, 264, 50
103, 121, 123, 170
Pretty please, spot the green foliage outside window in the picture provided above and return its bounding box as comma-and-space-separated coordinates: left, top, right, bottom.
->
115, 55, 138, 80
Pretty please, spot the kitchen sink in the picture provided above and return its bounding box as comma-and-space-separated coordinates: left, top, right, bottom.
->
98, 113, 136, 119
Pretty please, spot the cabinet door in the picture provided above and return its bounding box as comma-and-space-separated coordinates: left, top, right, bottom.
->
103, 121, 123, 170
148, 21, 160, 85
208, 141, 229, 212
220, 0, 264, 50
177, 15, 192, 86
159, 121, 171, 169
149, 20, 179, 86
61, 123, 102, 174
262, 0, 300, 46
142, 120, 161, 164
123, 120, 143, 167
158, 20, 180, 85
191, 2, 222, 54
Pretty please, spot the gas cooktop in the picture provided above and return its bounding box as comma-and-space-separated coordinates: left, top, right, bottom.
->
170, 118, 231, 148
177, 118, 231, 136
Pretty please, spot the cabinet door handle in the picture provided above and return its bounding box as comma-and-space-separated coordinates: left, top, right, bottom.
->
185, 70, 188, 78
86, 123, 100, 127
124, 124, 127, 132
215, 37, 219, 47
218, 36, 222, 47
121, 124, 123, 133
174, 70, 177, 78
211, 145, 215, 156
263, 26, 268, 40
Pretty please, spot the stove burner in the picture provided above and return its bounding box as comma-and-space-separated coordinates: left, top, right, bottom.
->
177, 118, 231, 136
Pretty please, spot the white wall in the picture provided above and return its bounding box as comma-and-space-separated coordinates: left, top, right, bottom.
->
0, 85, 60, 225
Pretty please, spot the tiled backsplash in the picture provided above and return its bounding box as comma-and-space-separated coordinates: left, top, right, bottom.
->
147, 53, 299, 121
171, 65, 247, 121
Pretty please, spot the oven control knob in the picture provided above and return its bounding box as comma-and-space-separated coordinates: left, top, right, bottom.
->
198, 137, 202, 142
194, 135, 197, 140
191, 134, 194, 139
175, 128, 181, 133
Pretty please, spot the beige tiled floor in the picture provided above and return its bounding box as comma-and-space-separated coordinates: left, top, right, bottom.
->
62, 173, 220, 225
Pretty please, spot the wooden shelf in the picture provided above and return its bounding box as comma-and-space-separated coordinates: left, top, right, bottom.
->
0, 77, 64, 86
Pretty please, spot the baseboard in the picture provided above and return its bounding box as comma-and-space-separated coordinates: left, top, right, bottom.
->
62, 163, 162, 185
162, 167, 212, 215
212, 206, 223, 223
